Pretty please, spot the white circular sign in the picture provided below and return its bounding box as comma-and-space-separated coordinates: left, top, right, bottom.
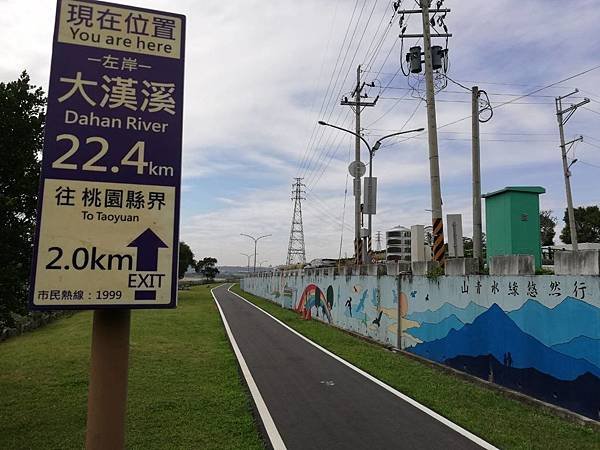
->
348, 161, 366, 178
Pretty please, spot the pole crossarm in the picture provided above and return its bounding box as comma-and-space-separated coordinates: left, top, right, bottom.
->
562, 136, 584, 150
559, 99, 591, 124
399, 8, 451, 14
341, 97, 379, 107
399, 33, 452, 38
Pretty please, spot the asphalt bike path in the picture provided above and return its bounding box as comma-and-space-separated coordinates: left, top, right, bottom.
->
212, 284, 496, 450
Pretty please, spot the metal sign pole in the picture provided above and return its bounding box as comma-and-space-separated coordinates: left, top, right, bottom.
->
86, 310, 131, 450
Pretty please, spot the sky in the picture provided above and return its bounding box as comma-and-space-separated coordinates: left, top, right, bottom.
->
1, 0, 599, 267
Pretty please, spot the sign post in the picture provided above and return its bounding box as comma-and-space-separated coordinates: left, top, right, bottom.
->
29, 1, 185, 447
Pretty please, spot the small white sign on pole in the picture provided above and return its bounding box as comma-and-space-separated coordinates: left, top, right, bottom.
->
363, 177, 377, 214
447, 214, 464, 257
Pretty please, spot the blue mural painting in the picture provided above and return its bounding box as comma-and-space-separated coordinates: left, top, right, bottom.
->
242, 272, 600, 420
402, 276, 600, 420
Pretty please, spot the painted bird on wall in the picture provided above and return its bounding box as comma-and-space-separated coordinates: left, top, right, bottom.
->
372, 311, 383, 327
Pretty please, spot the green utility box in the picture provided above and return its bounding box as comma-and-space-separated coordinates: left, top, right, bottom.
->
482, 186, 546, 269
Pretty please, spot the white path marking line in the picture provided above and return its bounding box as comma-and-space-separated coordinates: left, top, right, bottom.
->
228, 284, 498, 450
211, 286, 286, 450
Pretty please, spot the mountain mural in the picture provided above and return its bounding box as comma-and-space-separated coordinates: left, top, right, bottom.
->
445, 354, 600, 420
410, 303, 600, 381
405, 314, 464, 342
507, 297, 600, 346
407, 301, 487, 325
551, 336, 600, 368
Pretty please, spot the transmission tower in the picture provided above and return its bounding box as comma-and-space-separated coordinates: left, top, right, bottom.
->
286, 178, 306, 265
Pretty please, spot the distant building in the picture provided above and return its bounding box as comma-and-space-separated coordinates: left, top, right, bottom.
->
386, 226, 412, 261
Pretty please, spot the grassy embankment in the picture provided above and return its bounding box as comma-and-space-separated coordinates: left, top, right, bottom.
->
0, 285, 264, 450
231, 284, 599, 450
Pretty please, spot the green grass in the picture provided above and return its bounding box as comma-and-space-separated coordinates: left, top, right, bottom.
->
0, 285, 264, 450
231, 284, 600, 450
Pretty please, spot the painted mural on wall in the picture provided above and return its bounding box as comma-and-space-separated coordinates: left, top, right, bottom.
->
242, 272, 399, 347
401, 275, 600, 420
241, 273, 600, 420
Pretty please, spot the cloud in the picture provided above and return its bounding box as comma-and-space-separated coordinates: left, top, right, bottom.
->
2, 0, 599, 264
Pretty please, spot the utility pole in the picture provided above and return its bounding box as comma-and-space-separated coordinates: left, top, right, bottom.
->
421, 0, 445, 263
472, 86, 482, 265
341, 65, 378, 264
286, 178, 307, 265
240, 233, 271, 273
240, 252, 251, 273
555, 90, 589, 251
400, 1, 451, 264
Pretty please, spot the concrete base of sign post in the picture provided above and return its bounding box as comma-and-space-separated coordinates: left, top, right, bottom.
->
85, 310, 131, 450
445, 258, 479, 276
489, 255, 535, 276
554, 250, 600, 275
411, 260, 440, 276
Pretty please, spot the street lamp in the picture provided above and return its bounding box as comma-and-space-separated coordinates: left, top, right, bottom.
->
240, 233, 271, 273
240, 252, 252, 273
566, 158, 578, 177
318, 120, 424, 262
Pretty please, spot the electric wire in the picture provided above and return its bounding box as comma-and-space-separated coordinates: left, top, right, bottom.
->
297, 0, 361, 176
300, 0, 375, 180
387, 64, 600, 146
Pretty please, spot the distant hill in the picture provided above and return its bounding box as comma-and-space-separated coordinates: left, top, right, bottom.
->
508, 297, 600, 346
405, 314, 464, 342
410, 303, 600, 381
552, 336, 600, 368
445, 354, 600, 420
407, 301, 486, 325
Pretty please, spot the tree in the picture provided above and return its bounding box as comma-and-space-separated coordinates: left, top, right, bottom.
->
463, 233, 486, 259
0, 72, 45, 327
560, 206, 600, 244
540, 210, 557, 246
178, 242, 195, 279
196, 257, 220, 281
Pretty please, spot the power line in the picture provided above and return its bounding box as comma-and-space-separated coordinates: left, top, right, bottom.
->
368, 129, 556, 136
378, 96, 556, 105
581, 140, 600, 151
362, 1, 397, 72
362, 72, 580, 90
387, 64, 600, 145
301, 0, 374, 179
295, 0, 343, 172
582, 106, 600, 117
377, 85, 589, 99
364, 88, 410, 126
297, 0, 362, 175
578, 159, 600, 169
582, 135, 600, 144
304, 108, 353, 188
378, 98, 423, 147
305, 2, 407, 182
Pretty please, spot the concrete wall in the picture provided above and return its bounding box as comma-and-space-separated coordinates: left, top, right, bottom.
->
242, 270, 399, 347
241, 270, 600, 420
